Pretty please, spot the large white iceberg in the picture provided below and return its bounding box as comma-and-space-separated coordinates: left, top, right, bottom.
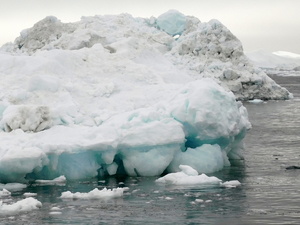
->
0, 10, 286, 183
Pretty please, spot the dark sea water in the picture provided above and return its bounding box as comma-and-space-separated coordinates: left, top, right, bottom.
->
1, 75, 300, 225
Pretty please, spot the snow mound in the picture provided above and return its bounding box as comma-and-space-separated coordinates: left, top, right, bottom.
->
0, 197, 42, 214
0, 183, 27, 191
1, 105, 52, 132
60, 187, 127, 199
0, 10, 288, 182
1, 11, 289, 100
0, 189, 11, 197
221, 180, 241, 188
156, 165, 241, 188
156, 165, 222, 186
246, 50, 300, 69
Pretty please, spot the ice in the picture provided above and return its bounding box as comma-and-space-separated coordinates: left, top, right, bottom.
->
156, 165, 241, 188
0, 197, 42, 214
156, 10, 187, 36
35, 175, 66, 185
167, 145, 227, 174
0, 189, 11, 197
23, 192, 37, 197
221, 180, 241, 188
1, 105, 52, 132
248, 99, 264, 104
0, 183, 27, 191
0, 11, 290, 183
246, 50, 300, 69
246, 50, 300, 78
273, 51, 300, 59
156, 165, 222, 186
60, 187, 127, 199
28, 75, 60, 92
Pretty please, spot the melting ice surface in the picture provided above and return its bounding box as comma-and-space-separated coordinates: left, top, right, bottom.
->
0, 10, 289, 183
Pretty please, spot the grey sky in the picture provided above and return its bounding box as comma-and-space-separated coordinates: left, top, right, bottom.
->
1, 0, 299, 53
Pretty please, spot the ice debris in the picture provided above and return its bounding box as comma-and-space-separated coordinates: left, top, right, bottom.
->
0, 189, 11, 197
220, 180, 241, 188
156, 165, 222, 186
60, 187, 128, 199
0, 197, 42, 214
35, 175, 67, 185
156, 165, 241, 188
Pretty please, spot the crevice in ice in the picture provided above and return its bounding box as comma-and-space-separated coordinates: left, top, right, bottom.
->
184, 137, 201, 150
111, 154, 127, 176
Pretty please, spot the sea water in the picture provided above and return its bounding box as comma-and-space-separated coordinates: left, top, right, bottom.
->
1, 75, 300, 225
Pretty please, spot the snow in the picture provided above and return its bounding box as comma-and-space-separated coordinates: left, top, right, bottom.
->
23, 192, 37, 197
221, 180, 241, 188
248, 99, 264, 104
156, 165, 222, 186
246, 50, 300, 69
60, 187, 127, 199
273, 51, 300, 59
0, 183, 27, 191
0, 197, 42, 214
0, 11, 289, 183
35, 175, 66, 185
0, 189, 11, 197
156, 165, 241, 188
246, 50, 300, 77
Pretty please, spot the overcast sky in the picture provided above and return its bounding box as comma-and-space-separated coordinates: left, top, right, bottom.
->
1, 0, 299, 53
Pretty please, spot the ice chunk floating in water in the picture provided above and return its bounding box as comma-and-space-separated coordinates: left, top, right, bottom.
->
156, 165, 241, 188
4, 9, 290, 183
156, 165, 222, 186
60, 187, 127, 200
0, 197, 42, 215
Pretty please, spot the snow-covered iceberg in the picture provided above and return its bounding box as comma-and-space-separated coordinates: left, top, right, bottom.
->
0, 197, 42, 215
0, 10, 286, 183
156, 165, 241, 188
246, 50, 300, 70
246, 50, 300, 77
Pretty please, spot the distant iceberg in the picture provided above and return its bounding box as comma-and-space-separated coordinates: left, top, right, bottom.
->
0, 10, 288, 183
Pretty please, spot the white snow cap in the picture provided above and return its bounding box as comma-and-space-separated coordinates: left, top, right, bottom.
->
0, 10, 288, 182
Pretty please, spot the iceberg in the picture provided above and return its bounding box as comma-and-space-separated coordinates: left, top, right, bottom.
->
246, 50, 300, 70
0, 10, 286, 183
0, 189, 11, 197
156, 165, 222, 186
0, 197, 42, 215
156, 165, 241, 188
